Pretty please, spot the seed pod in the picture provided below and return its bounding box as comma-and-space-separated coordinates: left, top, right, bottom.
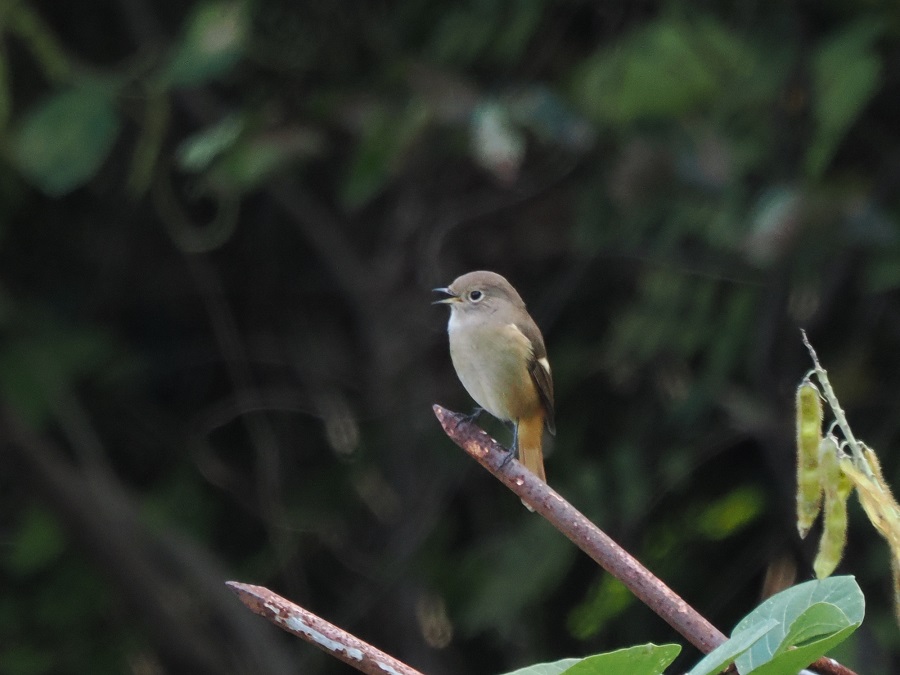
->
841, 448, 900, 551
842, 446, 900, 626
814, 436, 850, 579
893, 553, 900, 628
796, 380, 824, 538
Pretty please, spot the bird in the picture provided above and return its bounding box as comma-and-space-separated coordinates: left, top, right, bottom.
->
434, 270, 554, 483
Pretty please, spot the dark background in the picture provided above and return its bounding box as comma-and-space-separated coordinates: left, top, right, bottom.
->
1, 1, 900, 673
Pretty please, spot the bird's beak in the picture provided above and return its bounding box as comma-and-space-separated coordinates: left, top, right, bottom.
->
432, 287, 458, 305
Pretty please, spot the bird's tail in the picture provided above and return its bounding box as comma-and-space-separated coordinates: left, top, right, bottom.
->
517, 414, 546, 482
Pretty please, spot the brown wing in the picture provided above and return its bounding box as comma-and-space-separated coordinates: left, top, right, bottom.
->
529, 356, 555, 435
518, 319, 555, 435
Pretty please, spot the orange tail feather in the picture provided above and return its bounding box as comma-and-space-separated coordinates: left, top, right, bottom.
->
517, 414, 546, 482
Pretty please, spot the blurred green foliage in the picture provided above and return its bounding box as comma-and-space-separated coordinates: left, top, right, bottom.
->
10, 85, 121, 195
0, 0, 899, 673
4, 506, 65, 577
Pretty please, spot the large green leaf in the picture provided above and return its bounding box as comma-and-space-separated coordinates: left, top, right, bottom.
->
498, 644, 680, 675
500, 658, 581, 675
733, 576, 863, 674
561, 644, 681, 674
9, 86, 120, 196
686, 619, 779, 675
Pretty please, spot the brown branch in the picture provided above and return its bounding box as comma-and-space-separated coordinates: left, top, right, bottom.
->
432, 405, 859, 675
808, 657, 860, 675
226, 582, 425, 675
432, 405, 726, 653
222, 403, 857, 675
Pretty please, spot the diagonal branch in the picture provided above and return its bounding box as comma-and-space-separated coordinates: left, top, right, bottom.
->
432, 404, 727, 654
226, 582, 425, 675
223, 404, 857, 675
432, 405, 859, 675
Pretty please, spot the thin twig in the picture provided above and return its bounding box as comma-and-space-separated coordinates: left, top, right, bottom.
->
432, 404, 859, 675
800, 329, 873, 480
226, 582, 425, 675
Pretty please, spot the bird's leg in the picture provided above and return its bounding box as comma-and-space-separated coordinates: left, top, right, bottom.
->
499, 421, 518, 468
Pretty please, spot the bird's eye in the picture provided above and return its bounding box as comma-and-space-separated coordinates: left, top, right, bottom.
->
468, 290, 483, 302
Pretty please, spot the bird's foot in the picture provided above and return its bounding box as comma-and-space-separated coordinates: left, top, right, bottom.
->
499, 423, 519, 468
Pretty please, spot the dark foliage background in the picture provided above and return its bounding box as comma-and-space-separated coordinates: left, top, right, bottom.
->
1, 1, 900, 673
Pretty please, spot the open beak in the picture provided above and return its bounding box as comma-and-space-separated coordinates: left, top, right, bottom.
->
432, 287, 458, 305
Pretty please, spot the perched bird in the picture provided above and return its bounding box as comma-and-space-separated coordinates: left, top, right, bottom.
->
434, 271, 554, 482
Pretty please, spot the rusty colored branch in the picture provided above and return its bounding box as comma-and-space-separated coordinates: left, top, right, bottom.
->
432, 404, 726, 653
808, 657, 859, 675
226, 582, 425, 675
222, 404, 857, 675
432, 405, 859, 675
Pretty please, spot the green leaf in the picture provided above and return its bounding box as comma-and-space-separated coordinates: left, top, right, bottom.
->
177, 115, 245, 172
498, 646, 680, 675
686, 619, 779, 675
561, 644, 681, 674
0, 323, 116, 426
500, 658, 581, 675
695, 485, 765, 540
571, 17, 763, 126
341, 100, 430, 210
733, 576, 863, 674
426, 1, 544, 67
162, 1, 247, 87
456, 516, 576, 635
178, 115, 323, 190
567, 575, 633, 639
780, 602, 852, 648
4, 505, 66, 577
806, 20, 882, 177
9, 86, 120, 196
209, 128, 324, 190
